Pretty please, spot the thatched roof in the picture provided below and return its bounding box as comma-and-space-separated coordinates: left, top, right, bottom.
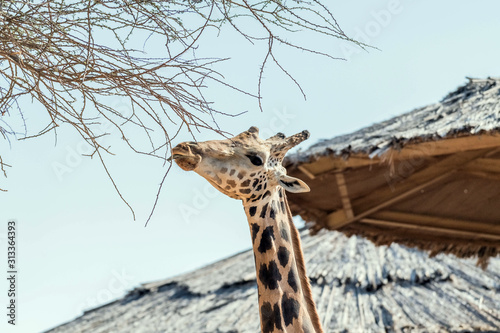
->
284, 77, 500, 266
287, 77, 500, 163
47, 229, 500, 333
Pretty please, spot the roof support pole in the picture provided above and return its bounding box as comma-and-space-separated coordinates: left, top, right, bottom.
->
335, 172, 354, 219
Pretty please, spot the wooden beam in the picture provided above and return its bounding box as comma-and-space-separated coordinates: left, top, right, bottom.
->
462, 157, 500, 174
297, 165, 316, 180
325, 209, 350, 229
359, 218, 500, 241
351, 149, 492, 215
324, 171, 456, 230
461, 170, 500, 181
335, 173, 354, 219
291, 135, 500, 178
370, 210, 500, 235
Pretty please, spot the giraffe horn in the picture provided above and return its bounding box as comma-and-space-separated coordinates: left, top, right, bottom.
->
269, 130, 310, 158
247, 126, 259, 134
266, 132, 286, 141
284, 130, 310, 148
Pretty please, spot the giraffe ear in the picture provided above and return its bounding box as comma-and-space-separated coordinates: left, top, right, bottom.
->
279, 175, 310, 193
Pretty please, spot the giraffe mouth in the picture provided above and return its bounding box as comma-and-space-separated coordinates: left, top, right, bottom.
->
171, 147, 202, 171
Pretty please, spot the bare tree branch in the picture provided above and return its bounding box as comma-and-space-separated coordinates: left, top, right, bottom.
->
0, 0, 364, 219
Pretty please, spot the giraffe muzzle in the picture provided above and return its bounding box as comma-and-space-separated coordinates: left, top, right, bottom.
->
171, 143, 202, 171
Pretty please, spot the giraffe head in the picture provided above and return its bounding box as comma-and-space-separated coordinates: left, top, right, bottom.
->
171, 126, 310, 201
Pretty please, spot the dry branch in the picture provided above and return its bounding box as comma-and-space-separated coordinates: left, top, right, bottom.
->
0, 0, 363, 217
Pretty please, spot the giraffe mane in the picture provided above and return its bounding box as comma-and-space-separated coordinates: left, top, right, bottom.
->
283, 192, 324, 333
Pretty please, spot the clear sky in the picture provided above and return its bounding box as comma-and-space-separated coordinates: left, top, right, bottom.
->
2, 1, 500, 332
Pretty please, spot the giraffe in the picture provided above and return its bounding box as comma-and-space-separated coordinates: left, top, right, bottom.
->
171, 126, 323, 333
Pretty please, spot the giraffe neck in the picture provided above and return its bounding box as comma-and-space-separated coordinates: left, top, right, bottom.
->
243, 187, 323, 333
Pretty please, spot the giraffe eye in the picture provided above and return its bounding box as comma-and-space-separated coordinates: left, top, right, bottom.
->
246, 154, 263, 166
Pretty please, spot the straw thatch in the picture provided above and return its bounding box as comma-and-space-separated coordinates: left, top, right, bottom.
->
287, 78, 500, 163
284, 78, 500, 267
46, 229, 500, 333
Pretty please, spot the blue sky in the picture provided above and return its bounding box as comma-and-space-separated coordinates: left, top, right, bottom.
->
2, 1, 500, 332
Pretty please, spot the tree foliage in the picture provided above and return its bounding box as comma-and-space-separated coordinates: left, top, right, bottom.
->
0, 0, 360, 216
